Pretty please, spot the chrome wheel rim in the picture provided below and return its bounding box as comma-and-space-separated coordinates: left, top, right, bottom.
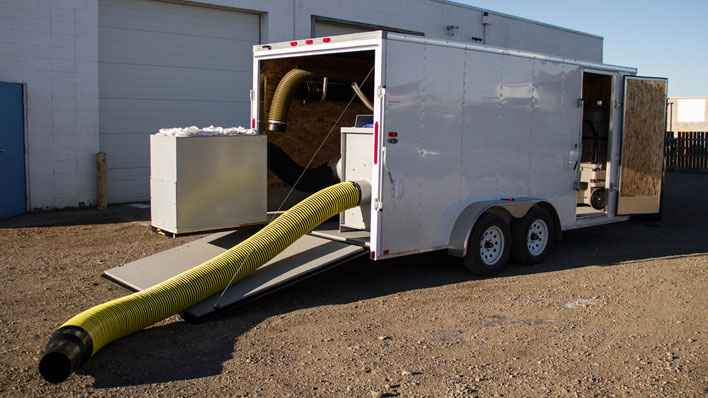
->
479, 226, 504, 265
526, 219, 548, 256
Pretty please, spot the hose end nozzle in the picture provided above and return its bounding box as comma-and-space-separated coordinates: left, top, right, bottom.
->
39, 326, 92, 384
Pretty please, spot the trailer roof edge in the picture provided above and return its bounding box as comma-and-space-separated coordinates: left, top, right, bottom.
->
253, 31, 636, 75
386, 32, 636, 74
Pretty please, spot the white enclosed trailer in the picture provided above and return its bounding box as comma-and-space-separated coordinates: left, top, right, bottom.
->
107, 31, 667, 319
251, 31, 667, 271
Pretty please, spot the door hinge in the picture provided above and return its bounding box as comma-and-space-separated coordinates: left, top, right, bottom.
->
249, 89, 255, 101
377, 86, 385, 99
577, 98, 584, 108
374, 198, 383, 211
614, 99, 622, 109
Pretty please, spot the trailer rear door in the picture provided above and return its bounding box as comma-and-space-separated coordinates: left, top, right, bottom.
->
617, 76, 668, 215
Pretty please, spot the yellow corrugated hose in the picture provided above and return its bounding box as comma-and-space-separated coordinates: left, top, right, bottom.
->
39, 181, 363, 383
267, 68, 314, 132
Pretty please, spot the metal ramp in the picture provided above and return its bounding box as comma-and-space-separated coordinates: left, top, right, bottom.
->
103, 226, 367, 322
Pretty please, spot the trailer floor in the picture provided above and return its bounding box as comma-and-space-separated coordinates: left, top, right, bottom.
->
1, 173, 707, 397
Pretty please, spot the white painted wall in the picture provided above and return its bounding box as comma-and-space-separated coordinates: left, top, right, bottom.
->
0, 0, 603, 209
667, 97, 708, 132
1, 0, 98, 210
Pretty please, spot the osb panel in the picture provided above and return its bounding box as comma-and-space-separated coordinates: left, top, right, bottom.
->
620, 79, 667, 197
263, 54, 375, 187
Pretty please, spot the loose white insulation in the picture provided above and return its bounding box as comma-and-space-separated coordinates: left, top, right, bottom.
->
155, 125, 257, 137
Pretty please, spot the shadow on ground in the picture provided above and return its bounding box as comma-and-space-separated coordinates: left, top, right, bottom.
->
0, 203, 152, 228
68, 172, 708, 386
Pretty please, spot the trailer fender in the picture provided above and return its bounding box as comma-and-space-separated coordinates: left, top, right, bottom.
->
448, 198, 560, 258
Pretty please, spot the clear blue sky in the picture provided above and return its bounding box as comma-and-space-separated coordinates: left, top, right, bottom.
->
453, 0, 708, 97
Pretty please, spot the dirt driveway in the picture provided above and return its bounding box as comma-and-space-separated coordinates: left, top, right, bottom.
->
1, 173, 706, 397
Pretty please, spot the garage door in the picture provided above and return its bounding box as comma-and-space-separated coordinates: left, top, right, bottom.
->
312, 21, 371, 37
99, 0, 259, 203
312, 17, 423, 39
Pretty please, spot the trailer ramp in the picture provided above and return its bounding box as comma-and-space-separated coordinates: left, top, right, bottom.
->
103, 227, 367, 322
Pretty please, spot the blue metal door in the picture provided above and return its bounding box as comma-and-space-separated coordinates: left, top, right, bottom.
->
0, 82, 27, 219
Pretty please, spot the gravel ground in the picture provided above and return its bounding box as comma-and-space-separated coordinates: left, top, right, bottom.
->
0, 173, 707, 397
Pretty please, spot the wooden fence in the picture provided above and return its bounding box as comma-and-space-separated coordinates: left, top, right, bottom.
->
665, 131, 708, 171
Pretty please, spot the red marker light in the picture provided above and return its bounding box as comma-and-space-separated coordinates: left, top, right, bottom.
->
383, 250, 389, 255
251, 118, 255, 129
290, 41, 298, 46
388, 132, 398, 137
371, 251, 376, 259
374, 121, 379, 165
305, 39, 314, 44
322, 37, 331, 43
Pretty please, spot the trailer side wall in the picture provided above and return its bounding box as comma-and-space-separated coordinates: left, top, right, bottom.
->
378, 38, 584, 257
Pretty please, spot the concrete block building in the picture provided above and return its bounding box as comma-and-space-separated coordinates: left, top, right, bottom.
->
667, 97, 708, 132
0, 0, 603, 214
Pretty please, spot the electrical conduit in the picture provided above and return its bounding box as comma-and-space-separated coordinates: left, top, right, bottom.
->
39, 181, 368, 383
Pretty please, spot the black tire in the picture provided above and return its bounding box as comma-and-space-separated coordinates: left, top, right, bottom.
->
590, 188, 606, 210
463, 213, 511, 276
511, 207, 553, 265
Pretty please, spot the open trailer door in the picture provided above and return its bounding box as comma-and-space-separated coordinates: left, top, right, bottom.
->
617, 76, 668, 215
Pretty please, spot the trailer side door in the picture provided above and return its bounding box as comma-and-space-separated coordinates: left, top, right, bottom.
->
617, 76, 668, 215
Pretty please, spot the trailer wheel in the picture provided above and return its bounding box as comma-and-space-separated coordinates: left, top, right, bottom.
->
511, 207, 553, 265
464, 213, 511, 276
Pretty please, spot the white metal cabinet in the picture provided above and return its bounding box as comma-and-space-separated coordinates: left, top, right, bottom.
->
150, 135, 267, 234
340, 127, 373, 230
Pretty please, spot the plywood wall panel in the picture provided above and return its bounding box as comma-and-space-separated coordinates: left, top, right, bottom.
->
263, 55, 374, 187
620, 79, 667, 197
